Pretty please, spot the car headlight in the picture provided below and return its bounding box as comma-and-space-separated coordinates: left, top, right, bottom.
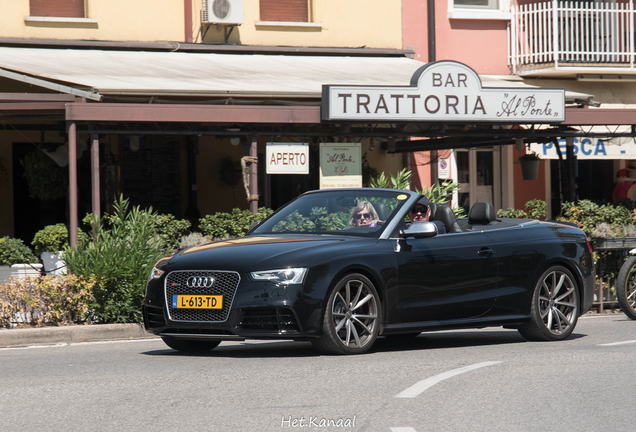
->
147, 257, 170, 283
249, 268, 307, 285
148, 266, 164, 282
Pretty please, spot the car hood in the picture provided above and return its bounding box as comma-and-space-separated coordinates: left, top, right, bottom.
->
164, 235, 376, 272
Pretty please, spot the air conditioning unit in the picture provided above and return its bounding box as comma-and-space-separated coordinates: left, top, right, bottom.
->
202, 0, 243, 25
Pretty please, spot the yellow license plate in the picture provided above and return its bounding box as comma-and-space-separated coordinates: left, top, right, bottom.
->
172, 295, 223, 309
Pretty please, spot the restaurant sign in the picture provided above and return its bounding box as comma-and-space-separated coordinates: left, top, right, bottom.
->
319, 143, 362, 189
529, 138, 636, 160
322, 60, 565, 123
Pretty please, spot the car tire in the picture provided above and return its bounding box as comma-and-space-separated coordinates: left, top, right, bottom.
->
518, 265, 580, 341
312, 273, 381, 355
616, 255, 636, 320
161, 336, 221, 352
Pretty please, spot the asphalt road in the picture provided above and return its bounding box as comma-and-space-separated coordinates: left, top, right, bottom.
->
1, 313, 634, 432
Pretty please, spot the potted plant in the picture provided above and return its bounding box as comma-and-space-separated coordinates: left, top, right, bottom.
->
31, 224, 69, 276
0, 236, 41, 282
518, 150, 540, 180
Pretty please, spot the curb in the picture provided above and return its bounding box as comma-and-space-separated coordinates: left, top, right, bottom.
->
0, 323, 158, 348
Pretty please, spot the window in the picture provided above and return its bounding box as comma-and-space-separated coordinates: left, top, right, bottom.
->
259, 0, 308, 22
29, 0, 85, 18
448, 0, 510, 20
454, 0, 498, 10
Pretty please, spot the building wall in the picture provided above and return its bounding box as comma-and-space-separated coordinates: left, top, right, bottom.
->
402, 0, 510, 74
198, 0, 403, 48
0, 0, 185, 42
0, 0, 403, 49
513, 147, 547, 210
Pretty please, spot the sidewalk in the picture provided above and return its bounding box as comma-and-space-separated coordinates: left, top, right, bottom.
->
0, 323, 158, 348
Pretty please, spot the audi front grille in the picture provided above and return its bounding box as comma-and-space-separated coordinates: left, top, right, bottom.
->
165, 270, 240, 322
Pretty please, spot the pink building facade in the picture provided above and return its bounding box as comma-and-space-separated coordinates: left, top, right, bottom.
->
401, 0, 636, 217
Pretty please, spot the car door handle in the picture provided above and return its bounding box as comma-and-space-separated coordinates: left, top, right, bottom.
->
477, 248, 494, 257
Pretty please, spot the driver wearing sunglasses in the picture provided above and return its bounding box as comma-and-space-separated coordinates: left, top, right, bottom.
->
349, 201, 380, 227
408, 196, 446, 234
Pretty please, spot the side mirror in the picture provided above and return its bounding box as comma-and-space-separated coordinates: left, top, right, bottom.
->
248, 220, 260, 232
400, 221, 438, 239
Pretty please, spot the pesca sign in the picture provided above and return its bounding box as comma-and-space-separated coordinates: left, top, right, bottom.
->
529, 138, 636, 160
322, 60, 565, 123
266, 142, 309, 174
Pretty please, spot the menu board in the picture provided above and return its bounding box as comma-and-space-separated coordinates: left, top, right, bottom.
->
122, 138, 180, 216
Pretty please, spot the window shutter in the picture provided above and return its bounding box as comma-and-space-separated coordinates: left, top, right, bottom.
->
30, 0, 85, 18
260, 0, 308, 22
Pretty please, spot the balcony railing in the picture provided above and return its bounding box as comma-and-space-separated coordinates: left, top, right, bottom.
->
509, 0, 636, 75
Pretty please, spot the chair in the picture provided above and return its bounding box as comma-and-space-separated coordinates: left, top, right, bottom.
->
372, 202, 390, 221
428, 202, 438, 220
433, 205, 462, 233
463, 202, 497, 231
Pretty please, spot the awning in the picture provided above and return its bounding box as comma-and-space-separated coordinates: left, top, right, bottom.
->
0, 46, 592, 104
0, 47, 427, 100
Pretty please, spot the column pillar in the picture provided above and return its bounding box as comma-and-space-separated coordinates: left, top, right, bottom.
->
67, 121, 78, 247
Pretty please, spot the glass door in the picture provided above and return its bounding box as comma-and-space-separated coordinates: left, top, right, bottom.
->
453, 148, 500, 215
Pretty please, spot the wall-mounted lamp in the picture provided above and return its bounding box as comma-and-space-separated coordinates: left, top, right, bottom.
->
227, 128, 241, 146
369, 138, 375, 152
130, 135, 140, 152
515, 138, 524, 152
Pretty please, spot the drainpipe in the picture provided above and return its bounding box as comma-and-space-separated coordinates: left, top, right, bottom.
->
428, 0, 438, 185
428, 0, 436, 62
184, 0, 193, 43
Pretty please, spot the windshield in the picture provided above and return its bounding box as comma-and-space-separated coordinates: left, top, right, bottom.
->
251, 190, 411, 237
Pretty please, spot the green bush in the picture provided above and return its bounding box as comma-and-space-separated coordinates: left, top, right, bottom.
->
370, 169, 464, 217
559, 200, 633, 236
64, 196, 165, 323
0, 237, 38, 266
83, 211, 190, 252
497, 200, 547, 220
32, 223, 68, 254
31, 223, 89, 254
148, 214, 191, 251
497, 208, 528, 218
526, 199, 547, 220
200, 207, 273, 240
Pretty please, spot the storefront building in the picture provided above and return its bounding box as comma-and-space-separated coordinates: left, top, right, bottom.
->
402, 0, 636, 218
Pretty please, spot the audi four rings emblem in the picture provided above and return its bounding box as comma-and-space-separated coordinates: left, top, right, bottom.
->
186, 276, 215, 288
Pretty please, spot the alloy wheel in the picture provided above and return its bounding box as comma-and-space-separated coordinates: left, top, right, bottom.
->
330, 278, 379, 349
538, 269, 578, 335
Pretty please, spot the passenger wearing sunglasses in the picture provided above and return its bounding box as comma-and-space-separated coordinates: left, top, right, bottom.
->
349, 201, 381, 227
408, 196, 446, 234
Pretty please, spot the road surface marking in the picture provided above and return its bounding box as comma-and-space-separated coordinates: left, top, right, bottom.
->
599, 339, 636, 346
390, 428, 417, 432
395, 361, 502, 398
0, 338, 159, 351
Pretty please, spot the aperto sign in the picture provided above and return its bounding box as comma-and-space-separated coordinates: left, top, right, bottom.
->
322, 60, 565, 123
529, 138, 636, 160
266, 142, 309, 174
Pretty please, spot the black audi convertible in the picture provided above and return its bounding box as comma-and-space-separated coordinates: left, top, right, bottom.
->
143, 188, 595, 355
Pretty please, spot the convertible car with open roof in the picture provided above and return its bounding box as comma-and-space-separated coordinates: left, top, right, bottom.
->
142, 188, 595, 355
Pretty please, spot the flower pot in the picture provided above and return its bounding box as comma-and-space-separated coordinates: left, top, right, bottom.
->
41, 251, 66, 277
0, 263, 43, 282
520, 159, 540, 180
